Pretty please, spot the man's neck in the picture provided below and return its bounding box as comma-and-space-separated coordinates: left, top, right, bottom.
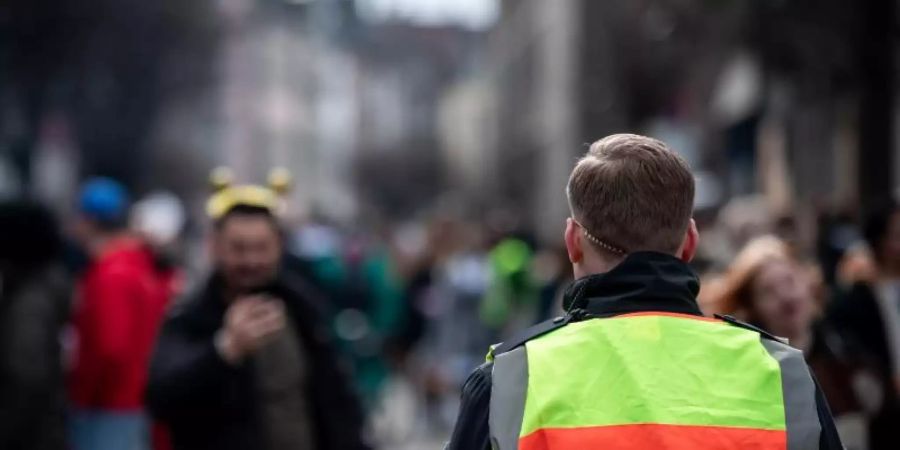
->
573, 255, 621, 280
86, 231, 130, 258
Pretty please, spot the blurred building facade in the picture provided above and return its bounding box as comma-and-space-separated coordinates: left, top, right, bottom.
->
485, 0, 582, 244
212, 0, 360, 222
212, 0, 487, 222
0, 0, 897, 243
437, 0, 899, 247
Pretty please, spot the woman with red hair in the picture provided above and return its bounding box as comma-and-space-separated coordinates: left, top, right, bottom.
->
705, 236, 868, 448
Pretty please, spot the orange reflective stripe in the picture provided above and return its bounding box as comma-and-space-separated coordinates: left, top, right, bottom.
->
614, 311, 722, 322
519, 423, 787, 450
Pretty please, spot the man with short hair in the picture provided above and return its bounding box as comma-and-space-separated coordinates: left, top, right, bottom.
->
146, 186, 368, 450
446, 134, 842, 450
68, 178, 170, 450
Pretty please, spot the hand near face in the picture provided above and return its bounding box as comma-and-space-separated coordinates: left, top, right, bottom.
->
216, 296, 286, 364
837, 246, 878, 286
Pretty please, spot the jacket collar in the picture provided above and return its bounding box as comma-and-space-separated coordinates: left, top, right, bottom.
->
562, 251, 702, 318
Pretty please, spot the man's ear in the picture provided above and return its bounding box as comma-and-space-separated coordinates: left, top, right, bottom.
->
679, 219, 699, 263
565, 218, 583, 264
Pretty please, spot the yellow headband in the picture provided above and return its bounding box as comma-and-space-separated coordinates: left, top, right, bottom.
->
206, 167, 291, 220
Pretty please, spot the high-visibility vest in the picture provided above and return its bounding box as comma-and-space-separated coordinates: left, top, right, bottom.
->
489, 312, 822, 450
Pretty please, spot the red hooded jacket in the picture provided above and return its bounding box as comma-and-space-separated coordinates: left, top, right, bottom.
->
68, 237, 170, 410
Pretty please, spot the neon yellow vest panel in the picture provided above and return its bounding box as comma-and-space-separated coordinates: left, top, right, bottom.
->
489, 313, 822, 450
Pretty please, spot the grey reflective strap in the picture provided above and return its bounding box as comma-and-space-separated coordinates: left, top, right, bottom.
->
761, 339, 822, 449
489, 346, 529, 450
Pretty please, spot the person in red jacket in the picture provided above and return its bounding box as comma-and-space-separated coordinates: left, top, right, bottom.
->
68, 178, 169, 450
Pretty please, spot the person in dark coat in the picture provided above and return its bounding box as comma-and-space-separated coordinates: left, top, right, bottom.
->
829, 201, 900, 450
146, 194, 369, 450
0, 201, 70, 450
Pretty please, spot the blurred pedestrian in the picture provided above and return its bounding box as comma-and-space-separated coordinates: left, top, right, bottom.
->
419, 221, 492, 431
447, 134, 841, 450
146, 173, 369, 450
67, 178, 170, 450
709, 235, 866, 448
131, 191, 188, 300
480, 237, 539, 338
131, 191, 188, 450
0, 201, 70, 450
709, 236, 820, 348
831, 201, 900, 449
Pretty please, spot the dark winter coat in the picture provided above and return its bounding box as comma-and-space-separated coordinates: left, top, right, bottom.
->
146, 271, 369, 450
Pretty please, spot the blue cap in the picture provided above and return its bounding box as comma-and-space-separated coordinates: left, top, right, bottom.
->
79, 177, 130, 224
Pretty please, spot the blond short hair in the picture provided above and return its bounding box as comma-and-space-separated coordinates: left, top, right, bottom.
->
566, 133, 695, 255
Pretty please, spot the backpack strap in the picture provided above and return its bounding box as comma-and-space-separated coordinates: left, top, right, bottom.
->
715, 314, 788, 344
488, 315, 573, 361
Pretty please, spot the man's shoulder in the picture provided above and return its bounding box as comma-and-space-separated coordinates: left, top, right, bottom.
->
490, 317, 570, 359
87, 249, 155, 285
274, 271, 330, 317
160, 280, 222, 333
470, 361, 493, 382
446, 362, 494, 450
461, 361, 494, 407
714, 314, 786, 343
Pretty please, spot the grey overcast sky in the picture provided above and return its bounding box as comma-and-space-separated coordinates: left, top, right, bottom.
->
355, 0, 500, 30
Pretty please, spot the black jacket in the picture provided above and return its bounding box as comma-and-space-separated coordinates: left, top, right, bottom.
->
146, 271, 369, 450
829, 283, 893, 380
0, 266, 70, 450
446, 252, 843, 450
829, 282, 900, 450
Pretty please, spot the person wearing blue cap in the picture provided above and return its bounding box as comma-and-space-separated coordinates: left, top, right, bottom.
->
68, 178, 170, 450
77, 177, 131, 229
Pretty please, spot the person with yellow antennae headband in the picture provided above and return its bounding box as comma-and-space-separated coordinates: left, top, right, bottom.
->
146, 168, 370, 450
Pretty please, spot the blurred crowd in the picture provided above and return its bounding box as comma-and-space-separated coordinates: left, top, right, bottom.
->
2, 172, 900, 450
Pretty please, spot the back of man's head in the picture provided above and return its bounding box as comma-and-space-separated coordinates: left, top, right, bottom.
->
567, 133, 695, 256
